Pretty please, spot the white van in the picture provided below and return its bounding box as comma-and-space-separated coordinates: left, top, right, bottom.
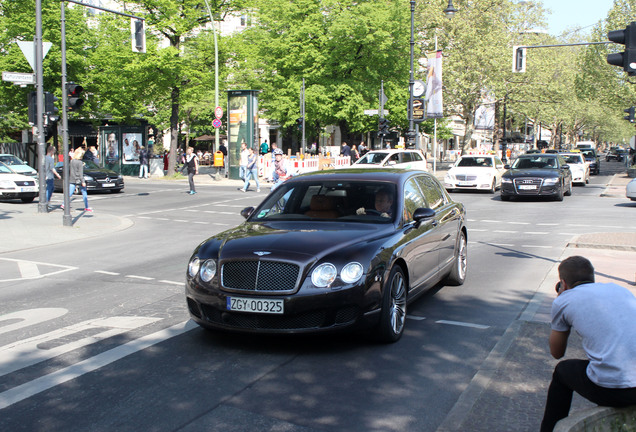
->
575, 141, 596, 150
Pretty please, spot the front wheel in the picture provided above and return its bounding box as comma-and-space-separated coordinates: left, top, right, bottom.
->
489, 179, 496, 194
445, 231, 467, 286
376, 266, 407, 343
564, 179, 573, 196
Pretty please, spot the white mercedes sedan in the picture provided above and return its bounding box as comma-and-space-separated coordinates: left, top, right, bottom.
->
443, 155, 505, 193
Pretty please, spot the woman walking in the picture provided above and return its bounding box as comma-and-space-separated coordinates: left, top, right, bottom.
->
240, 147, 260, 192
185, 146, 199, 194
66, 147, 92, 212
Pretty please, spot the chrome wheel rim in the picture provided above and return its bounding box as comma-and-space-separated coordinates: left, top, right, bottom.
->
457, 235, 467, 280
390, 272, 406, 335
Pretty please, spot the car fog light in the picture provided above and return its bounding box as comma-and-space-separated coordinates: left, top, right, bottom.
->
501, 177, 512, 183
188, 257, 200, 278
311, 263, 337, 287
200, 259, 217, 282
341, 262, 363, 284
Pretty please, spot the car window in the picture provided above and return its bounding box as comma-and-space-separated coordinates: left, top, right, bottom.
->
415, 176, 445, 210
512, 156, 557, 169
401, 153, 412, 163
563, 155, 583, 164
403, 179, 427, 223
251, 181, 396, 223
411, 152, 423, 162
388, 153, 400, 164
357, 152, 387, 165
0, 155, 23, 165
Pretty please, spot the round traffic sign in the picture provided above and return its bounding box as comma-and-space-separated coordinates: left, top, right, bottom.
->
214, 106, 223, 119
212, 118, 222, 129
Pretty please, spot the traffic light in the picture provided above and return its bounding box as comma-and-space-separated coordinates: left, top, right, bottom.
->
378, 117, 390, 137
607, 22, 636, 75
44, 92, 59, 123
624, 106, 635, 123
66, 82, 84, 111
296, 117, 303, 130
131, 19, 146, 53
512, 46, 526, 73
27, 91, 37, 125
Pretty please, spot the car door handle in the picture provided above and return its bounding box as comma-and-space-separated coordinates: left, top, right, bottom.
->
432, 219, 439, 227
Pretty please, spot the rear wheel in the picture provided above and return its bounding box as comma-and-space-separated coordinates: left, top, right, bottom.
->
489, 179, 496, 194
377, 266, 407, 343
445, 231, 467, 286
564, 179, 572, 196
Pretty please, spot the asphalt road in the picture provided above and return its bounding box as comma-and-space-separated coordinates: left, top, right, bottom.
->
0, 160, 633, 431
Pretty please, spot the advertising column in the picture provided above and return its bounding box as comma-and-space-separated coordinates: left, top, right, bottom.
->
227, 90, 259, 180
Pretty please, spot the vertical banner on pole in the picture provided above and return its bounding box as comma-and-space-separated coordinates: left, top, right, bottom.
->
425, 50, 444, 119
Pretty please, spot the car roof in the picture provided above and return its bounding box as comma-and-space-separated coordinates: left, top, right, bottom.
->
517, 153, 558, 158
365, 149, 421, 154
290, 168, 430, 183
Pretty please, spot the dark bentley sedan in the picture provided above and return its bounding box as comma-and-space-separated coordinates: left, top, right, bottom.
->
500, 154, 572, 201
186, 169, 467, 342
54, 161, 124, 193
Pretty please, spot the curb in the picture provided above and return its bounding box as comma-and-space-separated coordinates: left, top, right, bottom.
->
554, 406, 636, 432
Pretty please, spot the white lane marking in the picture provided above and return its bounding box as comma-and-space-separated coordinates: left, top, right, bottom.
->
407, 315, 426, 321
480, 220, 501, 223
468, 229, 488, 232
193, 221, 210, 225
486, 243, 514, 247
521, 245, 552, 249
94, 270, 120, 276
158, 280, 183, 286
204, 210, 235, 215
0, 320, 196, 410
173, 219, 188, 223
507, 222, 530, 225
597, 225, 624, 229
523, 232, 549, 235
17, 261, 40, 279
493, 230, 517, 234
555, 233, 578, 236
0, 316, 161, 377
0, 258, 77, 282
436, 320, 490, 329
537, 223, 559, 226
0, 309, 68, 337
566, 224, 592, 227
125, 275, 154, 281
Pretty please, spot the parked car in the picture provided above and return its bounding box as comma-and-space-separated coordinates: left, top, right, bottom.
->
580, 149, 600, 175
560, 153, 589, 185
185, 168, 467, 342
0, 161, 38, 203
0, 154, 37, 178
443, 155, 505, 193
627, 178, 636, 201
500, 154, 573, 201
349, 149, 428, 171
605, 147, 628, 162
53, 161, 124, 193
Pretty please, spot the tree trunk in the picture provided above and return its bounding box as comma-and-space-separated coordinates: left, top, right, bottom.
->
167, 85, 180, 176
461, 109, 476, 155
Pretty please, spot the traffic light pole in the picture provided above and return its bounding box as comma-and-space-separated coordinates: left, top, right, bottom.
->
35, 0, 47, 214
407, 0, 416, 147
60, 1, 71, 226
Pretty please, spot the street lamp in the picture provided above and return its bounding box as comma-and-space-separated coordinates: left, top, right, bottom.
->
444, 0, 458, 18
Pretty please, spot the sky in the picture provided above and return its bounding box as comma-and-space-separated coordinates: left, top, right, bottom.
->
542, 0, 615, 36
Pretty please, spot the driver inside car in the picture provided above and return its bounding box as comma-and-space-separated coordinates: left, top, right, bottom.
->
357, 188, 394, 218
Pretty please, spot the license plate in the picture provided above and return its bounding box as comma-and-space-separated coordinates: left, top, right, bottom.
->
102, 183, 115, 187
20, 187, 36, 192
518, 185, 537, 190
226, 297, 284, 314
458, 181, 473, 186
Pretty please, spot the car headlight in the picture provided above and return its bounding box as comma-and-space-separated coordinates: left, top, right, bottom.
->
311, 263, 337, 287
444, 173, 454, 181
0, 180, 14, 189
199, 259, 217, 282
543, 177, 559, 185
84, 175, 94, 181
341, 262, 364, 284
501, 177, 512, 183
188, 257, 200, 278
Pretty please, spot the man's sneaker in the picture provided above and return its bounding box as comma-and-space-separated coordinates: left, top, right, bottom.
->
85, 208, 93, 212
61, 204, 64, 209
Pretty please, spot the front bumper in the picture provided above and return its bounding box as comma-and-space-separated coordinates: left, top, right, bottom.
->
86, 178, 125, 192
500, 179, 561, 197
444, 178, 493, 190
185, 276, 382, 334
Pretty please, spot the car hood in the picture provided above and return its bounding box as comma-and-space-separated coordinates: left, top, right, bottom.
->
9, 165, 37, 175
199, 222, 391, 263
504, 168, 560, 178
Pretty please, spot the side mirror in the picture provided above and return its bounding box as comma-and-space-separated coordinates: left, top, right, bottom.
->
504, 164, 511, 170
413, 207, 436, 223
240, 206, 255, 219
562, 164, 570, 170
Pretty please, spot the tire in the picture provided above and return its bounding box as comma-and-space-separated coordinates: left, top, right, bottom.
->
555, 183, 564, 201
564, 179, 572, 196
500, 194, 511, 201
445, 231, 467, 286
377, 266, 407, 343
489, 179, 496, 194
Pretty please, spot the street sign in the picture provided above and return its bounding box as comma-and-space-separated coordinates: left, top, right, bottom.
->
214, 106, 223, 119
412, 98, 425, 122
2, 71, 35, 85
17, 41, 52, 72
364, 109, 390, 115
212, 118, 222, 129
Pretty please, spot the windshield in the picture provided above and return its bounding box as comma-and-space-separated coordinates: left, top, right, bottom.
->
511, 156, 558, 169
55, 160, 101, 170
355, 152, 388, 165
581, 150, 596, 159
0, 155, 26, 166
249, 180, 397, 223
457, 157, 492, 167
0, 161, 17, 174
562, 155, 583, 164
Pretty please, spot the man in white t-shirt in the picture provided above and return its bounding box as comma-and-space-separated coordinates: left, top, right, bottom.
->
540, 255, 636, 431
239, 142, 248, 180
